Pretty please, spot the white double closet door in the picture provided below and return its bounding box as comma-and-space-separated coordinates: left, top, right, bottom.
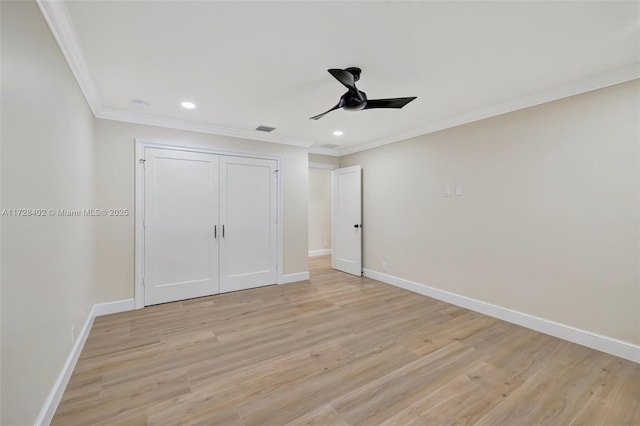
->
144, 148, 277, 306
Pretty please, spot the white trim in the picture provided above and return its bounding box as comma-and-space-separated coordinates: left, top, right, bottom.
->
134, 138, 284, 161
98, 109, 313, 148
37, 2, 639, 157
94, 299, 135, 317
34, 298, 137, 425
37, 1, 639, 157
278, 272, 310, 284
276, 156, 285, 287
35, 1, 315, 150
308, 249, 332, 257
33, 265, 312, 423
309, 147, 341, 156
34, 305, 96, 426
35, 0, 102, 116
339, 65, 640, 156
35, 0, 313, 149
134, 139, 284, 309
363, 268, 640, 363
135, 140, 145, 309
309, 162, 339, 170
331, 166, 362, 276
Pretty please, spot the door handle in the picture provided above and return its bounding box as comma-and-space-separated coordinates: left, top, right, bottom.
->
222, 224, 225, 238
214, 225, 217, 239
354, 224, 361, 228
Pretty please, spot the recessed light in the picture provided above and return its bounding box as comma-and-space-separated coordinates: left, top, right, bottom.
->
333, 130, 344, 136
181, 101, 196, 109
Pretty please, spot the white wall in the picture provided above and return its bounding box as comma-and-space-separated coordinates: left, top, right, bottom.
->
341, 80, 640, 345
93, 119, 309, 303
1, 2, 96, 424
2, 2, 636, 423
309, 153, 339, 167
308, 168, 332, 253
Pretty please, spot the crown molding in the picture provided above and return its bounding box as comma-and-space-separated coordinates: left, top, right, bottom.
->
309, 162, 339, 170
36, 0, 314, 149
36, 0, 102, 115
37, 1, 638, 156
98, 108, 314, 148
308, 146, 341, 156
338, 64, 640, 156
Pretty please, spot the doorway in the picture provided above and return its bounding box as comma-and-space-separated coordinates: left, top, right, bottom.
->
308, 158, 362, 276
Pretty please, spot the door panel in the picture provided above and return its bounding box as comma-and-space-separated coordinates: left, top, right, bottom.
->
332, 165, 362, 276
144, 148, 219, 305
220, 156, 277, 292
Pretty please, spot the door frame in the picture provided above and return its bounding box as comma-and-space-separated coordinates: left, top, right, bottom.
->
331, 165, 362, 276
134, 138, 283, 309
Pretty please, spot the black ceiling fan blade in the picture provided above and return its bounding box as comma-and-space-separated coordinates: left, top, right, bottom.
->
328, 69, 356, 91
309, 103, 341, 120
363, 97, 417, 110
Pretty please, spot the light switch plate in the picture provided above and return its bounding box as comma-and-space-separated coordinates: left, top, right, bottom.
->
444, 185, 452, 197
455, 185, 463, 196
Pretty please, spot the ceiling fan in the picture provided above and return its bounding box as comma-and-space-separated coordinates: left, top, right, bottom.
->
310, 67, 417, 120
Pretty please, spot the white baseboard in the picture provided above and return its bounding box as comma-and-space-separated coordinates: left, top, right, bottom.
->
363, 268, 640, 363
94, 298, 135, 316
279, 272, 310, 284
34, 305, 96, 426
308, 249, 332, 257
35, 299, 136, 425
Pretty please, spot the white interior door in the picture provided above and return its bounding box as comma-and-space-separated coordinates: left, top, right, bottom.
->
220, 156, 277, 292
332, 165, 362, 276
144, 148, 219, 305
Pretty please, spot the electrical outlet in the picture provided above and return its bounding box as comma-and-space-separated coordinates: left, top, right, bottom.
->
71, 324, 76, 345
382, 261, 388, 273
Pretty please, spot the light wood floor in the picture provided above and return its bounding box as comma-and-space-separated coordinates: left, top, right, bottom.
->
53, 256, 639, 425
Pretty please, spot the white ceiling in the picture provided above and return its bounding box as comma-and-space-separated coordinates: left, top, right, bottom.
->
47, 1, 639, 155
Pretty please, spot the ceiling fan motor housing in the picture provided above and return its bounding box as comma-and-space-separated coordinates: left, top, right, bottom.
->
341, 90, 368, 111
345, 67, 362, 81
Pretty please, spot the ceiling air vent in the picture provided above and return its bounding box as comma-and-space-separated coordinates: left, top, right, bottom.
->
255, 125, 276, 132
321, 143, 340, 149
131, 98, 149, 108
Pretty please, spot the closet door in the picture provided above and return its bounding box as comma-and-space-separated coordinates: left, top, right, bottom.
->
220, 156, 277, 292
144, 148, 219, 305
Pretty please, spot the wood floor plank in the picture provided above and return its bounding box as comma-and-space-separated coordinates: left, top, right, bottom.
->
52, 255, 640, 425
145, 386, 244, 426
53, 371, 190, 425
569, 359, 640, 425
284, 404, 349, 426
237, 345, 419, 426
475, 347, 628, 425
331, 341, 485, 425
379, 362, 523, 426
